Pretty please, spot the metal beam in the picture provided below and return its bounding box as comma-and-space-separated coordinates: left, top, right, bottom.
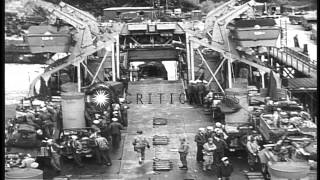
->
190, 41, 195, 81
129, 37, 141, 45
77, 62, 81, 92
80, 62, 94, 78
112, 42, 116, 81
190, 36, 271, 73
28, 41, 112, 97
90, 48, 109, 85
186, 34, 191, 81
197, 49, 225, 93
116, 35, 120, 79
207, 58, 226, 87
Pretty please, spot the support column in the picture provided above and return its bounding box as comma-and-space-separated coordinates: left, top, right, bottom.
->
186, 34, 191, 81
190, 40, 195, 81
112, 42, 116, 82
259, 71, 266, 88
77, 62, 81, 92
116, 34, 120, 79
84, 58, 88, 79
227, 59, 232, 88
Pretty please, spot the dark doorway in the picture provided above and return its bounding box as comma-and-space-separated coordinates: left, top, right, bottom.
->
138, 61, 168, 80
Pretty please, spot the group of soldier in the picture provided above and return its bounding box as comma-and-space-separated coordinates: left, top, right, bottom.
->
194, 123, 233, 179
186, 79, 208, 106
5, 97, 130, 174
65, 99, 128, 169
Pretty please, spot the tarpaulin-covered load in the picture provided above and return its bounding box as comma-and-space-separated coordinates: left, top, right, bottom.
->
8, 124, 38, 148
5, 168, 43, 179
26, 25, 72, 53
229, 18, 280, 47
268, 162, 310, 179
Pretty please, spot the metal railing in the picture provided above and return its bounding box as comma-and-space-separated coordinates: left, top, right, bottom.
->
283, 47, 317, 67
269, 47, 316, 77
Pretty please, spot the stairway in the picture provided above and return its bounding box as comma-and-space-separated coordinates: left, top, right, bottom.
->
127, 80, 186, 105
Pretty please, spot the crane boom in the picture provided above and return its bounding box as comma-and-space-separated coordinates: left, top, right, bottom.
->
205, 0, 237, 29
58, 2, 100, 35
26, 0, 116, 95
47, 7, 94, 49
204, 0, 255, 50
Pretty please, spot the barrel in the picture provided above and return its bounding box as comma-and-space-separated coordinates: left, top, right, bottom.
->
5, 168, 43, 179
268, 162, 310, 180
61, 92, 85, 129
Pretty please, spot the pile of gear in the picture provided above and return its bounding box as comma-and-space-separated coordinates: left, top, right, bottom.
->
253, 98, 316, 137
5, 153, 39, 170
5, 99, 62, 149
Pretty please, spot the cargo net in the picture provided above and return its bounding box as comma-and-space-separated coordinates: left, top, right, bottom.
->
153, 117, 168, 126
153, 158, 173, 171
153, 135, 169, 145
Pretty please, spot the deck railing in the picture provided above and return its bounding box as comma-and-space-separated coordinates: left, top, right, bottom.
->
269, 47, 316, 77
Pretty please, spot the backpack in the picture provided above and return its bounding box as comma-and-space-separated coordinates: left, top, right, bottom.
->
133, 136, 147, 149
97, 137, 109, 150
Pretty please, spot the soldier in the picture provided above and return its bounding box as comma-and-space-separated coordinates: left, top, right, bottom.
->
47, 139, 63, 173
217, 157, 233, 180
246, 135, 260, 171
187, 80, 196, 104
70, 135, 84, 167
214, 122, 228, 140
196, 80, 206, 105
194, 128, 206, 162
109, 118, 124, 149
91, 120, 101, 133
204, 90, 214, 109
212, 133, 228, 168
202, 137, 216, 171
112, 110, 123, 125
119, 98, 128, 127
178, 137, 189, 170
39, 107, 54, 138
25, 110, 40, 129
132, 130, 150, 164
95, 132, 112, 166
205, 126, 214, 141
100, 122, 111, 142
196, 64, 205, 81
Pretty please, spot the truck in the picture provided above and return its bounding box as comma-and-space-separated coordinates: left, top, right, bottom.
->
301, 12, 317, 31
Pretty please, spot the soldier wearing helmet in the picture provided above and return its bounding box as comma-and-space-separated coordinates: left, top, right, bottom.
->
212, 132, 228, 167
70, 135, 84, 167
195, 128, 206, 162
109, 118, 124, 148
132, 130, 150, 164
178, 137, 189, 170
47, 139, 63, 173
205, 126, 214, 141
